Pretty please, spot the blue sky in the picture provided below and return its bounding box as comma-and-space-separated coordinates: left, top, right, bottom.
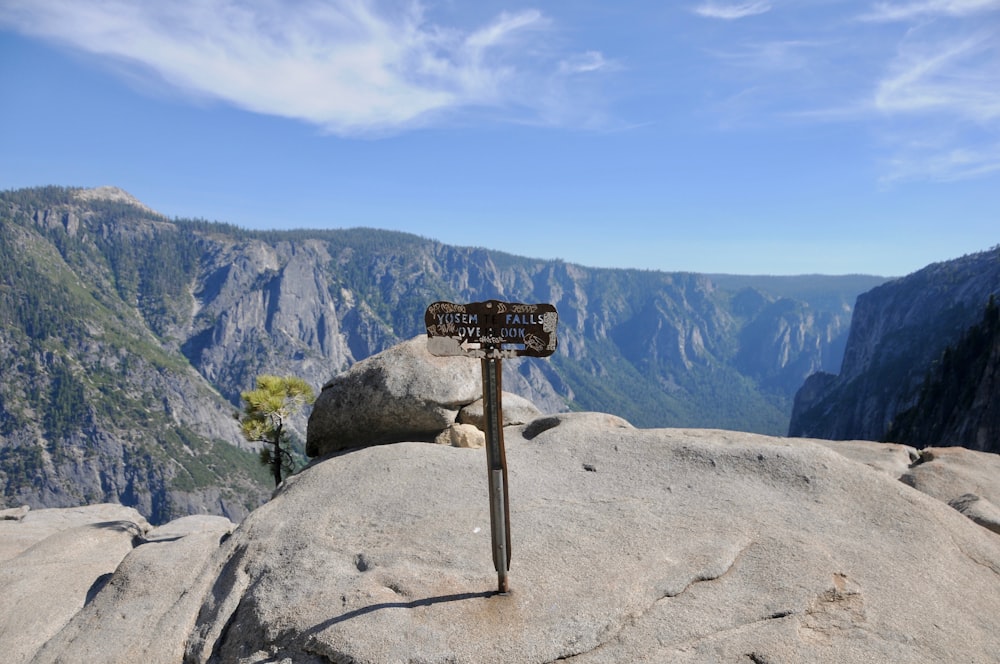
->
1, 1, 997, 276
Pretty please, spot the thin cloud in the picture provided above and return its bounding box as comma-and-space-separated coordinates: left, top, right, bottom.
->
861, 0, 1000, 22
882, 137, 1000, 181
0, 0, 610, 135
707, 39, 830, 71
693, 2, 772, 20
696, 1, 1000, 181
872, 24, 1000, 180
875, 30, 1000, 122
558, 51, 614, 75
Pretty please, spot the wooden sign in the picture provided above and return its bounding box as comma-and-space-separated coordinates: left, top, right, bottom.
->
425, 299, 559, 593
425, 300, 558, 359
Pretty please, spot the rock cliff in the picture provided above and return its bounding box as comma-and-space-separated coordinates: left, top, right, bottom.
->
885, 296, 1000, 452
1, 186, 884, 522
789, 247, 1000, 451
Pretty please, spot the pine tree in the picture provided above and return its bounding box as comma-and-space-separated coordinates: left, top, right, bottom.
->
239, 375, 315, 486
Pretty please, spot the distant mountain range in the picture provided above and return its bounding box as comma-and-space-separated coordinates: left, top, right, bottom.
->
9, 184, 987, 523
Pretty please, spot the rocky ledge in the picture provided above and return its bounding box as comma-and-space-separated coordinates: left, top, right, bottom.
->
3, 413, 1000, 663
4, 338, 1000, 662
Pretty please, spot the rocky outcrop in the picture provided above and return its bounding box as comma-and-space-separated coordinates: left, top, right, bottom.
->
0, 504, 152, 663
307, 335, 550, 457
5, 424, 1000, 663
307, 336, 483, 456
31, 514, 235, 663
789, 247, 1000, 448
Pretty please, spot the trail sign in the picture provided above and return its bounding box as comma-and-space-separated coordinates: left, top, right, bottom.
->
425, 300, 558, 359
425, 299, 558, 593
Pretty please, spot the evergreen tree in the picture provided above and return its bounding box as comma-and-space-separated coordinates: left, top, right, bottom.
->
239, 375, 315, 486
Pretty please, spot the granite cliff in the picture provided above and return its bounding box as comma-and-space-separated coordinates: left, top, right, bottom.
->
789, 247, 1000, 453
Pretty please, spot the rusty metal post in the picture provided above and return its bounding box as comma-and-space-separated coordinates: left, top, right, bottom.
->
482, 356, 511, 593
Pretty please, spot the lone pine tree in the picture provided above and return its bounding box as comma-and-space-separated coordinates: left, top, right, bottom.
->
240, 375, 315, 486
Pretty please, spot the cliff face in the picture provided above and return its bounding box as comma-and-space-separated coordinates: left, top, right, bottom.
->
884, 297, 1000, 451
789, 247, 1000, 451
0, 189, 272, 524
0, 186, 882, 521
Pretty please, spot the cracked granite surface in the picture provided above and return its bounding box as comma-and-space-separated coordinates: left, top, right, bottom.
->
12, 413, 1000, 663
180, 415, 1000, 663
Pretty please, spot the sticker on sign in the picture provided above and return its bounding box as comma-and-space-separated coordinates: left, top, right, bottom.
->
425, 300, 558, 358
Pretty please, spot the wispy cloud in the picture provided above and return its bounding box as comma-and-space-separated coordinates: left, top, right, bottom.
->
696, 1, 1000, 181
872, 20, 1000, 180
559, 51, 613, 75
861, 0, 1000, 22
0, 0, 610, 135
693, 2, 772, 20
875, 30, 1000, 121
707, 39, 829, 71
882, 135, 1000, 181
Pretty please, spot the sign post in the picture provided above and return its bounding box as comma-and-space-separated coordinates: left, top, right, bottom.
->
425, 300, 558, 593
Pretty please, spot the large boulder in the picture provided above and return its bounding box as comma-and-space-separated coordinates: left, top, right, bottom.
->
8, 425, 1000, 662
307, 336, 482, 457
184, 418, 1000, 663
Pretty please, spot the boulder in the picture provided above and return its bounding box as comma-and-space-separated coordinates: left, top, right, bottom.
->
30, 515, 235, 664
458, 391, 543, 429
900, 446, 1000, 506
0, 503, 148, 563
180, 423, 1000, 663
307, 335, 482, 457
0, 504, 150, 663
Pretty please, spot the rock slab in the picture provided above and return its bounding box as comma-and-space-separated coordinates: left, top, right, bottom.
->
192, 416, 1000, 663
0, 505, 151, 663
5, 421, 1000, 663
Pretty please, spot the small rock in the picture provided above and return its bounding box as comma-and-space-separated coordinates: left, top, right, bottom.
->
458, 392, 542, 430
434, 423, 486, 449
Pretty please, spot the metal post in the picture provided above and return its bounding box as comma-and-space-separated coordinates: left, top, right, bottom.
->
482, 356, 511, 593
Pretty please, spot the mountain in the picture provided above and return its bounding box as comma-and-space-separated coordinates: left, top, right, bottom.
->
883, 295, 1000, 451
0, 187, 272, 524
788, 247, 1000, 452
0, 185, 884, 522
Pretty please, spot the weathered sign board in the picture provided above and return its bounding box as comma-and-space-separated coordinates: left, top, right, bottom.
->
425, 299, 558, 594
425, 300, 558, 359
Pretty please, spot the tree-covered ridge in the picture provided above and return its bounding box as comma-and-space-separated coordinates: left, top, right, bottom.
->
886, 295, 1000, 450
0, 189, 273, 522
788, 246, 1000, 445
1, 185, 891, 521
